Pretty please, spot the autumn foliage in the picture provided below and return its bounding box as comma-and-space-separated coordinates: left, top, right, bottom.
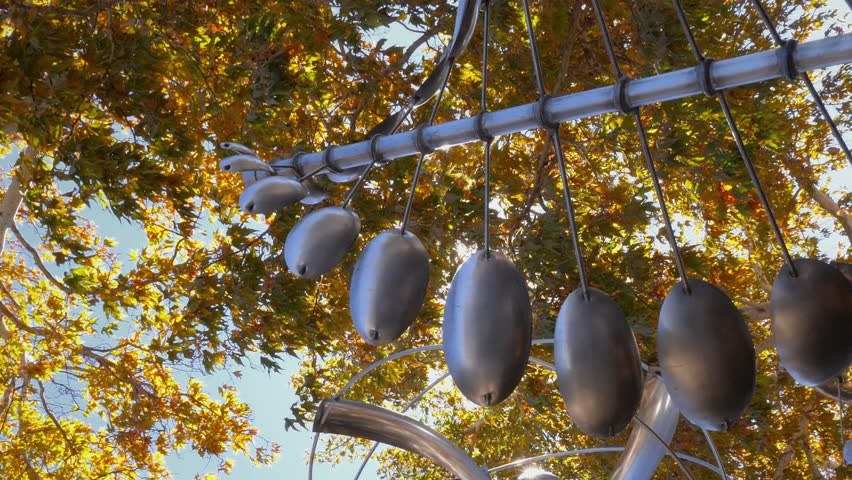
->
0, 0, 850, 479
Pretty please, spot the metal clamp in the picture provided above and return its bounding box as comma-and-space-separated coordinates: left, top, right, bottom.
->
536, 94, 559, 131
696, 57, 717, 97
414, 125, 435, 155
369, 134, 388, 164
321, 148, 344, 174
291, 152, 307, 176
474, 110, 494, 143
779, 39, 799, 80
614, 75, 634, 114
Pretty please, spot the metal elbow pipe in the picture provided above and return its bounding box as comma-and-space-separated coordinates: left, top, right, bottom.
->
313, 398, 491, 480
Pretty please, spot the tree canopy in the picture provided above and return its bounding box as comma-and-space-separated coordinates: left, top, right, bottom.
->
0, 0, 850, 478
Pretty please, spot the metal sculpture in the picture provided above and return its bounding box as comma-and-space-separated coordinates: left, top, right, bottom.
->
610, 374, 680, 480
214, 0, 852, 477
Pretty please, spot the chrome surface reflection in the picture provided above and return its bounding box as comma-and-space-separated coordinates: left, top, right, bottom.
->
443, 250, 532, 407
657, 278, 756, 431
554, 287, 643, 438
350, 229, 430, 345
284, 206, 360, 278
313, 398, 490, 480
771, 258, 852, 386
610, 374, 679, 480
238, 175, 307, 214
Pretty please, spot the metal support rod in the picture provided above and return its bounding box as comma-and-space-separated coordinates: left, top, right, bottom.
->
280, 34, 852, 180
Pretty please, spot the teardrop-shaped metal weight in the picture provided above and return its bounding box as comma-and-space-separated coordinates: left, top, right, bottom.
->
657, 278, 756, 431
219, 154, 272, 173
284, 207, 360, 279
844, 438, 852, 465
443, 250, 532, 407
238, 175, 307, 214
610, 374, 680, 480
770, 258, 852, 386
350, 229, 430, 345
554, 287, 643, 438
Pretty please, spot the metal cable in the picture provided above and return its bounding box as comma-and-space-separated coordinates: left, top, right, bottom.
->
590, 0, 691, 293
673, 0, 797, 275
522, 0, 590, 299
750, 0, 852, 169
399, 63, 454, 233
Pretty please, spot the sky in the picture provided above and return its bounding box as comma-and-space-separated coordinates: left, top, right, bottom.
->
2, 1, 851, 480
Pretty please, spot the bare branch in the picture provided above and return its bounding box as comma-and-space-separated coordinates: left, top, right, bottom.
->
0, 175, 23, 256
38, 380, 78, 455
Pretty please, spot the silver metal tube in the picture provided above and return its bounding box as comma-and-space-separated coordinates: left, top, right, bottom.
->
481, 447, 725, 477
280, 34, 852, 175
313, 398, 491, 480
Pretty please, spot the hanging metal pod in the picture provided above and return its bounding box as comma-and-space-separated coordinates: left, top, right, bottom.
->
219, 154, 273, 174
238, 175, 308, 214
442, 249, 532, 407
350, 229, 430, 346
844, 439, 852, 465
554, 287, 643, 438
657, 278, 756, 431
284, 206, 360, 279
770, 258, 852, 386
610, 374, 680, 480
274, 158, 327, 205
220, 141, 256, 155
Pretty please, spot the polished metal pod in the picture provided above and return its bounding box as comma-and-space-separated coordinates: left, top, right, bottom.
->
610, 374, 680, 480
770, 258, 852, 386
313, 398, 491, 480
219, 154, 272, 174
657, 278, 756, 431
220, 141, 256, 155
554, 287, 643, 438
238, 175, 307, 214
284, 206, 360, 279
275, 158, 328, 205
518, 471, 560, 480
844, 439, 852, 465
350, 229, 430, 345
443, 250, 532, 407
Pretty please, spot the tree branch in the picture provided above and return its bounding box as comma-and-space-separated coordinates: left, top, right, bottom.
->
10, 223, 72, 294
0, 175, 23, 257
38, 380, 78, 455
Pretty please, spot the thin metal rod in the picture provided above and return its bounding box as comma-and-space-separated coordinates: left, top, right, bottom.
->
750, 0, 852, 168
276, 34, 852, 174
592, 0, 691, 293
481, 0, 490, 111
521, 0, 546, 94
716, 94, 797, 273
553, 133, 591, 300
335, 344, 444, 399
840, 377, 847, 450
702, 428, 729, 480
480, 2, 492, 257
633, 114, 691, 292
298, 165, 328, 182
523, 0, 590, 299
307, 431, 320, 480
342, 103, 415, 208
589, 0, 623, 79
400, 63, 454, 233
633, 414, 697, 480
673, 0, 797, 275
352, 372, 452, 480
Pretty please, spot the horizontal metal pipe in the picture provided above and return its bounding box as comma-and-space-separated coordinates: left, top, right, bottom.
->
281, 33, 852, 175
